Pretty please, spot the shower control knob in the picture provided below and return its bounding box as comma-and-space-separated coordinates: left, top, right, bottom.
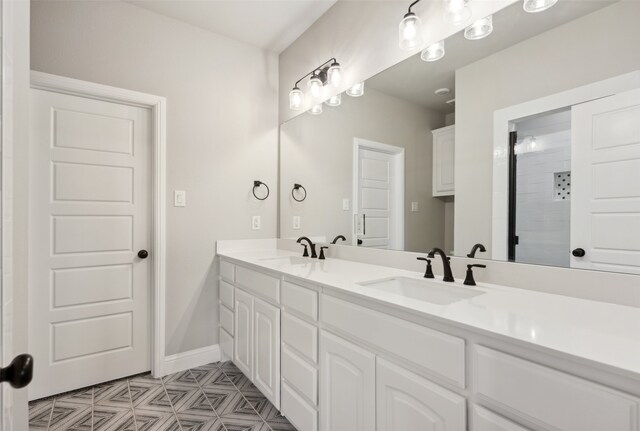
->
572, 248, 586, 257
138, 250, 149, 259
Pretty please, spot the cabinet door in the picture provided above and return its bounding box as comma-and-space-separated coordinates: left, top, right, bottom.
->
377, 358, 466, 431
319, 331, 375, 431
234, 288, 254, 379
433, 126, 455, 196
254, 297, 281, 409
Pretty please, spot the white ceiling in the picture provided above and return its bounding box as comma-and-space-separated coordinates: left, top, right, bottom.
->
367, 0, 615, 114
125, 0, 337, 53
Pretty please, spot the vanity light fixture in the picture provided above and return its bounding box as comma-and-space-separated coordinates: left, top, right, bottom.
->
523, 0, 557, 13
346, 82, 365, 97
443, 0, 471, 25
421, 40, 446, 62
399, 0, 423, 51
288, 58, 343, 111
289, 87, 304, 110
325, 93, 342, 107
464, 15, 493, 40
310, 104, 323, 115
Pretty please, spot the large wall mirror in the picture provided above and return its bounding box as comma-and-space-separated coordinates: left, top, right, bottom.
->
279, 0, 640, 275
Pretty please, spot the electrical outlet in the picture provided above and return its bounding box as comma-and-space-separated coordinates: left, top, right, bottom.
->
292, 216, 301, 230
252, 215, 261, 230
342, 199, 350, 211
411, 201, 419, 212
174, 190, 186, 207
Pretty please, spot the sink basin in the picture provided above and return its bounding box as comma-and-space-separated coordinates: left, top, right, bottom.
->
258, 256, 312, 265
358, 277, 484, 305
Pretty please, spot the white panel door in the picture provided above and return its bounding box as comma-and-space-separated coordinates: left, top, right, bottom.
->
376, 358, 465, 431
357, 148, 395, 249
29, 89, 151, 399
571, 88, 640, 273
234, 288, 254, 379
432, 125, 455, 197
253, 297, 280, 409
319, 331, 375, 431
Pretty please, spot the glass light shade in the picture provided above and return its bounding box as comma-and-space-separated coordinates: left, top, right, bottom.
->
325, 93, 342, 107
327, 63, 342, 88
399, 13, 423, 51
346, 82, 365, 97
421, 40, 445, 62
523, 0, 557, 13
464, 15, 493, 40
289, 88, 304, 111
309, 104, 323, 115
443, 0, 471, 25
308, 75, 323, 98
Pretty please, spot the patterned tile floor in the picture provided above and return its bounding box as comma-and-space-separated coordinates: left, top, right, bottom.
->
28, 361, 298, 431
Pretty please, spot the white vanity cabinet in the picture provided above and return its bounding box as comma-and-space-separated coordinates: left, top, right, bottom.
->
219, 260, 282, 409
218, 256, 640, 431
432, 125, 455, 196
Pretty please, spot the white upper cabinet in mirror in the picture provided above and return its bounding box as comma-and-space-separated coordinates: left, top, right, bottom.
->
279, 0, 640, 276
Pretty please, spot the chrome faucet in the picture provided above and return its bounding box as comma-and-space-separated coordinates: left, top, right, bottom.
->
427, 248, 454, 282
296, 237, 317, 258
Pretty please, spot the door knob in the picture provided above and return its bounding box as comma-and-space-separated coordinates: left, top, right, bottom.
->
572, 248, 586, 257
138, 250, 149, 259
0, 354, 33, 388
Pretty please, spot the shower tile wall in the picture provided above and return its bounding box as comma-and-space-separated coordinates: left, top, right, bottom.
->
515, 115, 571, 267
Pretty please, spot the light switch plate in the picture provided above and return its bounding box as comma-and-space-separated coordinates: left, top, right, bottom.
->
252, 216, 261, 230
174, 190, 186, 207
411, 201, 419, 212
292, 216, 301, 230
342, 199, 350, 211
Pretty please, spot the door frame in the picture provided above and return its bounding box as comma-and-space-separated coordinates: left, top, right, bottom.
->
352, 138, 405, 250
491, 70, 640, 261
30, 71, 168, 378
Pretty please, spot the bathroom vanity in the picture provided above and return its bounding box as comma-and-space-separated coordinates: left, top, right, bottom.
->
216, 244, 640, 431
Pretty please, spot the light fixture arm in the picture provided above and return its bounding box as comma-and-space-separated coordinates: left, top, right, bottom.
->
406, 0, 422, 15
293, 57, 339, 88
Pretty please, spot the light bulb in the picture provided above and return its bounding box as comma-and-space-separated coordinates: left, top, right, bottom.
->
308, 74, 323, 98
346, 82, 365, 97
523, 0, 557, 13
325, 93, 342, 107
464, 15, 493, 40
309, 104, 323, 115
421, 40, 445, 62
327, 62, 342, 88
399, 12, 423, 51
443, 0, 471, 25
289, 87, 304, 111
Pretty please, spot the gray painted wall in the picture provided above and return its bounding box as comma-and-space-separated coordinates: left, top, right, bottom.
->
30, 0, 279, 356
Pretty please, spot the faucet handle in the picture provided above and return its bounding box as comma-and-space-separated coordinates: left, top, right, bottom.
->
300, 244, 309, 257
416, 257, 435, 279
464, 264, 486, 286
319, 246, 329, 260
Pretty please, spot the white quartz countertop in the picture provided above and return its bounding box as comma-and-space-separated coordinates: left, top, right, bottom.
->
218, 248, 640, 378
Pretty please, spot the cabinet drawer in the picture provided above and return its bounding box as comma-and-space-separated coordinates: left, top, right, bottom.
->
282, 312, 318, 363
473, 346, 640, 431
282, 382, 318, 431
472, 406, 530, 431
321, 295, 465, 387
282, 281, 318, 321
282, 344, 317, 405
220, 304, 234, 335
220, 260, 235, 283
220, 280, 234, 310
220, 328, 233, 360
236, 265, 280, 303
377, 358, 466, 431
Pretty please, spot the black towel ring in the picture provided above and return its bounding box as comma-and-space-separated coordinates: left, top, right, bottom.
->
292, 183, 307, 202
252, 180, 270, 201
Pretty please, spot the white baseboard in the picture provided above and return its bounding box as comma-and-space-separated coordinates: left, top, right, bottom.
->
161, 344, 221, 376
